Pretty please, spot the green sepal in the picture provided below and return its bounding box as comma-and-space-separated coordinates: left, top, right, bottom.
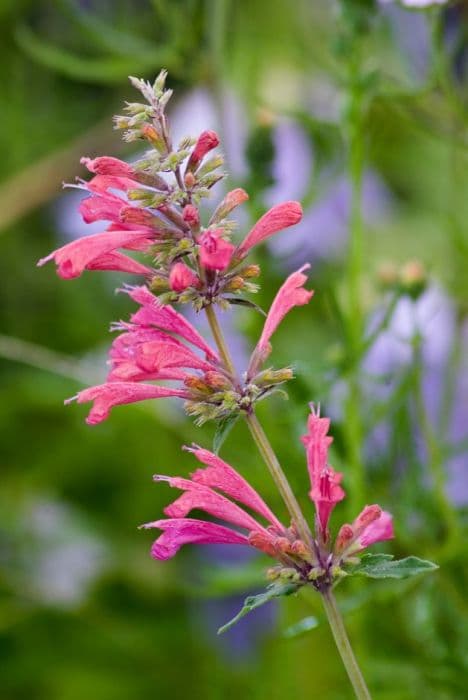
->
217, 581, 299, 635
348, 553, 438, 579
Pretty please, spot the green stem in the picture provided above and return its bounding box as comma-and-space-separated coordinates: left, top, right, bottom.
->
204, 304, 313, 546
343, 47, 366, 516
322, 589, 372, 700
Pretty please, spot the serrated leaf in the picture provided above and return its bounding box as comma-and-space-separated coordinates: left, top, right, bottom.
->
213, 414, 239, 454
349, 554, 438, 580
217, 582, 299, 634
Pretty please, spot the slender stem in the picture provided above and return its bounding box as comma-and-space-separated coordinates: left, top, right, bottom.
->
322, 589, 372, 700
204, 304, 236, 377
204, 304, 313, 546
244, 412, 313, 547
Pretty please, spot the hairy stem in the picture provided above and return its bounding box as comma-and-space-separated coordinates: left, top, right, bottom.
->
322, 589, 372, 700
204, 304, 313, 546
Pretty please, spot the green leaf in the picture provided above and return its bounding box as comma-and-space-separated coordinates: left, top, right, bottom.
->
213, 414, 239, 454
225, 298, 267, 316
349, 554, 439, 580
217, 582, 299, 634
283, 615, 320, 639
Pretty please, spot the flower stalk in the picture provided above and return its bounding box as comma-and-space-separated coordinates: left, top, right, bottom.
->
322, 589, 372, 700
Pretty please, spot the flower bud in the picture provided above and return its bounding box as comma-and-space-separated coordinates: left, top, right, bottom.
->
186, 130, 220, 171
184, 376, 213, 396
224, 275, 245, 292
210, 188, 249, 224
141, 123, 166, 152
248, 531, 277, 557
241, 264, 261, 279
400, 260, 427, 299
184, 172, 196, 189
253, 367, 294, 388
182, 204, 200, 228
169, 262, 199, 292
334, 524, 355, 554
203, 371, 233, 391
354, 505, 381, 530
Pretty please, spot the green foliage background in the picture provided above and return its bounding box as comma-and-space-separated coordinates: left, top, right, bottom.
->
1, 1, 467, 698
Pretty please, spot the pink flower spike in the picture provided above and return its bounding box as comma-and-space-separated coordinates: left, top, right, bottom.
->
124, 285, 219, 361
67, 382, 189, 425
248, 265, 313, 375
236, 201, 303, 258
169, 262, 200, 292
81, 156, 135, 178
141, 519, 249, 560
187, 130, 220, 171
157, 477, 269, 534
356, 509, 394, 549
187, 446, 283, 531
37, 230, 153, 280
198, 229, 235, 271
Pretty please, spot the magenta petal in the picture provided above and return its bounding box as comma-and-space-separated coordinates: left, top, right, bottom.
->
141, 518, 249, 560
159, 477, 268, 534
358, 511, 394, 549
248, 265, 313, 374
237, 201, 303, 258
188, 446, 283, 530
67, 382, 189, 424
124, 285, 219, 361
37, 230, 153, 279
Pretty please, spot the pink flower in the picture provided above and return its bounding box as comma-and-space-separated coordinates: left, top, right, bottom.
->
199, 229, 235, 271
301, 407, 344, 536
143, 413, 394, 575
81, 156, 135, 178
37, 230, 153, 279
335, 507, 394, 556
248, 265, 313, 375
169, 262, 200, 292
67, 382, 189, 425
79, 193, 125, 224
236, 201, 303, 258
186, 130, 220, 171
142, 446, 287, 561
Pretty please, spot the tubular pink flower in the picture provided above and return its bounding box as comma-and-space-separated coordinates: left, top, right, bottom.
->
81, 156, 135, 177
301, 406, 344, 535
37, 230, 153, 280
79, 194, 125, 224
169, 262, 200, 292
187, 130, 220, 171
141, 519, 249, 560
86, 174, 141, 194
236, 201, 303, 258
355, 509, 394, 549
187, 446, 283, 530
157, 476, 272, 534
67, 382, 189, 425
124, 285, 219, 361
248, 265, 313, 375
85, 252, 152, 276
198, 229, 235, 271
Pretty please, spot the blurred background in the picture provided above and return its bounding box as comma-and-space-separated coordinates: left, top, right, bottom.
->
1, 1, 467, 698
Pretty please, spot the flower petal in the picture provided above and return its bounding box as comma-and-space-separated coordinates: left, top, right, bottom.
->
237, 201, 302, 258
187, 446, 283, 530
141, 518, 249, 559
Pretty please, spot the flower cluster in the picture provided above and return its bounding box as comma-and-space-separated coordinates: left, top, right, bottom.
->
38, 71, 309, 426
39, 72, 302, 311
67, 265, 312, 425
142, 407, 394, 591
